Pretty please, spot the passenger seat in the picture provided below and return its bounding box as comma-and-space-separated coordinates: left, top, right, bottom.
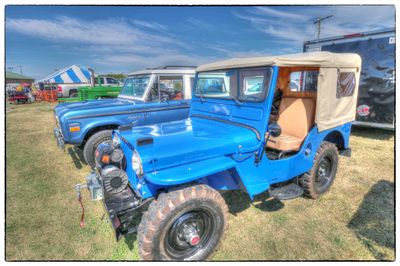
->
267, 97, 315, 151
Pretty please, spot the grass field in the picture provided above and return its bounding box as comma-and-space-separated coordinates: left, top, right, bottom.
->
5, 102, 395, 261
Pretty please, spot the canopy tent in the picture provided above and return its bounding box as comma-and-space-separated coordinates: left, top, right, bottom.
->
196, 51, 362, 131
37, 65, 93, 84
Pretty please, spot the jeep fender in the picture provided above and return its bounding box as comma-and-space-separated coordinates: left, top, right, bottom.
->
144, 156, 238, 187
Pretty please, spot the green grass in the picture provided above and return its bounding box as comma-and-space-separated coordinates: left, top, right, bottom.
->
5, 102, 395, 261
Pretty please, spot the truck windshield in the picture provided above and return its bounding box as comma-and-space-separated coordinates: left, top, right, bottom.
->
195, 67, 272, 102
120, 75, 150, 98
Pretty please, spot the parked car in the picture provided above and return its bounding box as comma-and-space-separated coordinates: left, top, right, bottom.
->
76, 52, 361, 260
54, 66, 196, 168
8, 91, 29, 104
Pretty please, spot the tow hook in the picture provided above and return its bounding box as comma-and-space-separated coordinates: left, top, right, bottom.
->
75, 183, 87, 228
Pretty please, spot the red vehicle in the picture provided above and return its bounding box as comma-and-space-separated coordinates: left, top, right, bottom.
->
8, 91, 29, 104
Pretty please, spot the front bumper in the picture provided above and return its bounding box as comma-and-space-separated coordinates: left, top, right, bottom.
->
53, 127, 65, 149
82, 171, 150, 241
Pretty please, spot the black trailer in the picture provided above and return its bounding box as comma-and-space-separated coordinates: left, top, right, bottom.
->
304, 28, 395, 129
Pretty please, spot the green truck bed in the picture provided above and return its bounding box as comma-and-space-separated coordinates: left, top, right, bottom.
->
58, 85, 121, 103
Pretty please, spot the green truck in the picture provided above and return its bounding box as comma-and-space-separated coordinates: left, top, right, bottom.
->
58, 76, 123, 103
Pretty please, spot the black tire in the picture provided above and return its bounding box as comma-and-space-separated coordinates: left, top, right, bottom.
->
300, 141, 338, 199
83, 130, 113, 168
138, 184, 228, 261
69, 92, 78, 98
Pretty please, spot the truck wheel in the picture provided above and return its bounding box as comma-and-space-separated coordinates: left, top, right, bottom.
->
138, 184, 228, 261
70, 92, 78, 98
83, 130, 113, 168
300, 141, 338, 199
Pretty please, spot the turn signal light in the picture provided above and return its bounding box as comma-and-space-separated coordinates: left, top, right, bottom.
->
101, 155, 110, 164
69, 126, 80, 132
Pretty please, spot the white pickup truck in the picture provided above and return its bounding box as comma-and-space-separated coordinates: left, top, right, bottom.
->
56, 76, 122, 98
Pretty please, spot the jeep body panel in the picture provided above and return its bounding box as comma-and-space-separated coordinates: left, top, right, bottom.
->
120, 117, 259, 172
117, 121, 351, 200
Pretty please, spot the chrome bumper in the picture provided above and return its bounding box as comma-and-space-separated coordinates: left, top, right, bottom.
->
53, 127, 65, 149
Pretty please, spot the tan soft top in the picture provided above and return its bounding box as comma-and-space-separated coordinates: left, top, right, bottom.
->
197, 51, 361, 72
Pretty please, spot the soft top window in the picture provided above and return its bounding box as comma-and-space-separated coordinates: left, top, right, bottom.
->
289, 70, 318, 93
337, 72, 356, 98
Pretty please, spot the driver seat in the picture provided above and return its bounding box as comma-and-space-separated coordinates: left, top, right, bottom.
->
267, 97, 315, 151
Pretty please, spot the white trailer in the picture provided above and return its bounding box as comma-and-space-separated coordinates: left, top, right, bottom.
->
304, 28, 395, 130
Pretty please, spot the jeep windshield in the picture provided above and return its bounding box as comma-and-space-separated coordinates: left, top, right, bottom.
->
195, 67, 272, 102
119, 75, 151, 99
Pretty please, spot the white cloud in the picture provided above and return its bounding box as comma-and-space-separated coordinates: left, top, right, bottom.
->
132, 20, 168, 31
235, 6, 395, 44
253, 6, 308, 21
186, 17, 214, 30
92, 52, 217, 71
6, 16, 176, 46
6, 15, 204, 70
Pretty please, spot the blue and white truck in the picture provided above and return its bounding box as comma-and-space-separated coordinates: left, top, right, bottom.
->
54, 66, 195, 168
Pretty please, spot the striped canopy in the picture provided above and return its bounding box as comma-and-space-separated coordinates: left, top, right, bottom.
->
37, 65, 93, 84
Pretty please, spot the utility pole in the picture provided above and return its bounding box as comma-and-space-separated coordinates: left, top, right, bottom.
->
313, 15, 333, 40
17, 65, 24, 75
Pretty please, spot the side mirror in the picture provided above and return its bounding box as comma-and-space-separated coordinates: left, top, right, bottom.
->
268, 123, 281, 137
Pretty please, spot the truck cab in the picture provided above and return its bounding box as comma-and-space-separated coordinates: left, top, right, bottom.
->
54, 66, 195, 168
95, 76, 122, 86
80, 52, 361, 260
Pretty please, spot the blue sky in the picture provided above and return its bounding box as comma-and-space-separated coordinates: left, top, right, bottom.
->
6, 5, 395, 79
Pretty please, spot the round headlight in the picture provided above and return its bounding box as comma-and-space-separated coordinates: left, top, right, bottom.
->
131, 150, 143, 177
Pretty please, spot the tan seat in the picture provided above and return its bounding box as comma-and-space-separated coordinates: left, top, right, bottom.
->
267, 97, 315, 151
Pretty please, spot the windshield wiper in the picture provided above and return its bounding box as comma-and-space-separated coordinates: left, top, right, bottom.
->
229, 95, 243, 106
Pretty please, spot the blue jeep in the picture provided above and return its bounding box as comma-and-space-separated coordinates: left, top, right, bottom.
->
78, 52, 361, 260
54, 67, 195, 168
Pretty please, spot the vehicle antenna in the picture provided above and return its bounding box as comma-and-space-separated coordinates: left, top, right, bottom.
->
313, 15, 333, 40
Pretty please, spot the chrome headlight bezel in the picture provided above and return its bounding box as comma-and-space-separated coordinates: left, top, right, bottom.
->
112, 133, 120, 145
131, 149, 143, 177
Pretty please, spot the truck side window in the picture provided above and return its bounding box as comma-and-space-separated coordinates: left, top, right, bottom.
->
95, 78, 104, 85
290, 71, 318, 92
159, 76, 184, 101
337, 72, 356, 98
106, 77, 118, 84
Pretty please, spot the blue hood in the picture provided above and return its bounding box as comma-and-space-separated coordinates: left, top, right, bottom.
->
54, 97, 139, 120
119, 117, 260, 172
